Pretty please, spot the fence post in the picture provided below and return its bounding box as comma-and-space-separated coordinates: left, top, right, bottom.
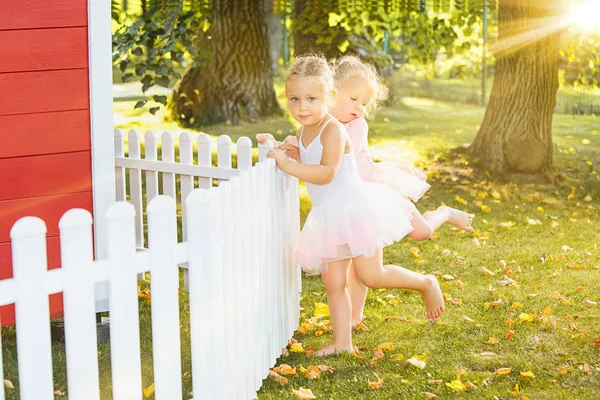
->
106, 202, 142, 400
114, 129, 126, 201
236, 136, 253, 170
179, 131, 195, 290
127, 129, 144, 249
11, 217, 54, 400
161, 131, 177, 199
197, 134, 212, 189
60, 209, 100, 400
144, 130, 160, 202
147, 196, 183, 400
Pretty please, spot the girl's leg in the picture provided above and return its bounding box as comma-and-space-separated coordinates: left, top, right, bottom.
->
317, 258, 354, 356
347, 262, 368, 326
352, 248, 445, 321
409, 206, 473, 241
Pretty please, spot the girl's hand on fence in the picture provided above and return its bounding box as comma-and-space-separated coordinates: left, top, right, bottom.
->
256, 133, 278, 145
278, 143, 301, 163
283, 135, 299, 146
267, 148, 288, 166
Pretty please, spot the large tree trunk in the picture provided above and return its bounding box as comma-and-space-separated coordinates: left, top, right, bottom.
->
469, 1, 561, 173
170, 0, 280, 127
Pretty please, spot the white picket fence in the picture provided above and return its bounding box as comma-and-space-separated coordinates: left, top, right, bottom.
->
0, 131, 301, 400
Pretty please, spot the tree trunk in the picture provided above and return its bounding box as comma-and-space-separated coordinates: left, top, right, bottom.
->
469, 0, 561, 173
170, 0, 280, 127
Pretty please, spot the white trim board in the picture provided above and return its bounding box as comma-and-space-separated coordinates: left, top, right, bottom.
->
88, 0, 116, 312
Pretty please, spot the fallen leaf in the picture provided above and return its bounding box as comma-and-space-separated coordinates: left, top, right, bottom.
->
408, 357, 426, 369
3, 380, 14, 390
482, 267, 496, 276
368, 377, 384, 390
472, 237, 481, 246
376, 343, 395, 351
579, 363, 590, 373
143, 383, 155, 398
555, 365, 568, 374
313, 303, 330, 317
463, 315, 475, 323
269, 370, 289, 385
520, 371, 535, 379
518, 313, 535, 323
584, 298, 597, 307
420, 392, 438, 398
290, 343, 305, 352
494, 367, 512, 375
391, 353, 404, 360
488, 337, 499, 344
384, 316, 407, 322
506, 329, 515, 339
355, 322, 370, 331
445, 379, 465, 392
498, 260, 507, 268
305, 366, 321, 379
456, 280, 464, 289
441, 249, 451, 256
510, 383, 520, 394
54, 390, 65, 397
428, 379, 443, 384
443, 274, 454, 280
291, 388, 317, 399
273, 364, 297, 375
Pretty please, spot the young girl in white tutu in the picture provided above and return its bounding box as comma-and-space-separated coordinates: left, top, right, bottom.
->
329, 55, 474, 327
265, 55, 445, 356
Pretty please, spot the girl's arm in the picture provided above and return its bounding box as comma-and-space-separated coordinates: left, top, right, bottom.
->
347, 118, 369, 155
268, 123, 345, 184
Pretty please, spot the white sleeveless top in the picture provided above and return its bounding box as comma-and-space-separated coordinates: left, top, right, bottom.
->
299, 119, 361, 207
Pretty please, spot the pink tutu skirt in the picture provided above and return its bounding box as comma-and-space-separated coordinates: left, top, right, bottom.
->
358, 160, 431, 202
295, 180, 415, 274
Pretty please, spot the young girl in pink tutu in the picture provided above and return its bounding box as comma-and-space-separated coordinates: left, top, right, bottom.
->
330, 55, 474, 327
265, 55, 445, 356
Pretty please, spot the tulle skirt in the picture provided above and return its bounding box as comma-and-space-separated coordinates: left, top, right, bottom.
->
358, 160, 431, 202
295, 180, 415, 274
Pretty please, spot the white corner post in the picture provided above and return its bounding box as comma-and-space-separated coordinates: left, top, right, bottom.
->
88, 0, 116, 312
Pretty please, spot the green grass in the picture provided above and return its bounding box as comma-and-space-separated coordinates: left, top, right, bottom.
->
2, 98, 599, 399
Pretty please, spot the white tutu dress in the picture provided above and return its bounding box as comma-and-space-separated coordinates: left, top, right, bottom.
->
345, 118, 431, 202
295, 119, 415, 274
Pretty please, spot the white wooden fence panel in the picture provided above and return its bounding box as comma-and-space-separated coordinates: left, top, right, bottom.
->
147, 196, 183, 400
196, 134, 212, 189
249, 167, 263, 389
179, 131, 195, 290
10, 217, 54, 400
186, 189, 222, 400
106, 203, 143, 400
59, 209, 100, 400
144, 130, 160, 202
114, 129, 126, 201
127, 129, 144, 249
161, 131, 177, 199
236, 137, 253, 170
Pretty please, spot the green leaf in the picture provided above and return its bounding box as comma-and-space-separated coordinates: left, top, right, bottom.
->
132, 47, 144, 56
134, 100, 147, 109
155, 76, 171, 88
119, 60, 129, 72
153, 95, 168, 105
121, 73, 133, 83
149, 107, 160, 115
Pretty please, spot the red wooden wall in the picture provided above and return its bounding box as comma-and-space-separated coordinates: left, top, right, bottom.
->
0, 0, 94, 326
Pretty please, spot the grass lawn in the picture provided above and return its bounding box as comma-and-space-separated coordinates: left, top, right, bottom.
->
2, 97, 599, 399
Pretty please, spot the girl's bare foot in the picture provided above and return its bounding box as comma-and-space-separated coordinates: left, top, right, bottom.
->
351, 314, 366, 327
314, 343, 354, 357
439, 206, 473, 232
421, 275, 445, 321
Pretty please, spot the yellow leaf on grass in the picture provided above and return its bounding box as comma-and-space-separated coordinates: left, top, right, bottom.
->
355, 322, 370, 331
555, 365, 568, 374
391, 353, 404, 360
488, 337, 499, 344
317, 365, 335, 373
510, 383, 520, 394
313, 303, 330, 317
445, 379, 465, 392
408, 357, 426, 369
368, 377, 384, 389
269, 370, 289, 385
520, 371, 535, 379
291, 388, 317, 399
428, 379, 443, 384
384, 316, 407, 322
494, 367, 512, 375
273, 364, 297, 375
376, 342, 394, 351
305, 366, 321, 380
482, 267, 496, 276
584, 298, 597, 307
143, 383, 155, 398
290, 343, 305, 353
518, 313, 535, 323
3, 380, 14, 390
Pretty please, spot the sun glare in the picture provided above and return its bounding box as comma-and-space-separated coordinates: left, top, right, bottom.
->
568, 0, 600, 30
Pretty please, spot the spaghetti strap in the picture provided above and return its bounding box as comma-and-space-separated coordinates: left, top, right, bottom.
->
316, 118, 334, 139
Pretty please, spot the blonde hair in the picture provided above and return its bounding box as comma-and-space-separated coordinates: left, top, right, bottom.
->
286, 54, 335, 103
331, 55, 388, 117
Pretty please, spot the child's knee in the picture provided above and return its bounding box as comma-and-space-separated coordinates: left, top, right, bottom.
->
410, 225, 433, 241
